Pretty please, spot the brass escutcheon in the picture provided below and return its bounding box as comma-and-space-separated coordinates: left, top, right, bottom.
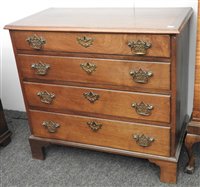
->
132, 101, 154, 116
87, 121, 102, 132
130, 68, 153, 84
37, 91, 55, 104
133, 134, 154, 147
77, 36, 94, 48
80, 62, 97, 74
128, 40, 151, 55
42, 120, 60, 133
26, 34, 46, 50
83, 91, 99, 103
31, 62, 50, 75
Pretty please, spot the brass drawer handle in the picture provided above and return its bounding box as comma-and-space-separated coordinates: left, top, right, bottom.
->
77, 36, 94, 48
128, 40, 151, 55
133, 134, 154, 147
131, 101, 154, 116
80, 62, 96, 74
42, 120, 60, 133
31, 62, 50, 76
130, 68, 153, 84
26, 34, 46, 50
83, 91, 99, 103
87, 121, 102, 132
37, 91, 55, 104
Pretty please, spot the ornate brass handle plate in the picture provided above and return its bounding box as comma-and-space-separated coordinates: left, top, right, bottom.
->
130, 68, 153, 84
77, 36, 94, 48
37, 91, 55, 104
128, 40, 151, 55
133, 134, 154, 147
26, 34, 46, 50
42, 120, 60, 133
131, 101, 154, 116
83, 91, 99, 103
87, 121, 102, 132
80, 62, 96, 74
31, 62, 50, 75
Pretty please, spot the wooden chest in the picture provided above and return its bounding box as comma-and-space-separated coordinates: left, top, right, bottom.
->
5, 8, 193, 183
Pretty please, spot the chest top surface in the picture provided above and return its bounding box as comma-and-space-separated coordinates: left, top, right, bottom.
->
5, 8, 192, 34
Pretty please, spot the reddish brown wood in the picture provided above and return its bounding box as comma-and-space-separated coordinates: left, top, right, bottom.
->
17, 50, 171, 63
4, 8, 193, 34
149, 159, 177, 183
9, 31, 37, 135
29, 134, 180, 183
24, 82, 171, 124
29, 136, 49, 160
170, 16, 190, 156
18, 54, 171, 92
184, 121, 200, 174
170, 35, 177, 156
193, 0, 200, 117
5, 8, 192, 184
29, 110, 171, 156
12, 31, 170, 58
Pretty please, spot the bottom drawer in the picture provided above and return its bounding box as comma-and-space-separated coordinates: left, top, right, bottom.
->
29, 110, 170, 156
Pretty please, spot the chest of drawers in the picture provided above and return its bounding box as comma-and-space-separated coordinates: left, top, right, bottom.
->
5, 8, 193, 183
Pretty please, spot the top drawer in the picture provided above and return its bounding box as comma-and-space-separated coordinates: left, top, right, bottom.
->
12, 31, 170, 58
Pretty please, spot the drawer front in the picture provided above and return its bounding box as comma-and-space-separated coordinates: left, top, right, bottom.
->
29, 110, 170, 156
13, 31, 170, 57
24, 83, 170, 123
18, 55, 170, 91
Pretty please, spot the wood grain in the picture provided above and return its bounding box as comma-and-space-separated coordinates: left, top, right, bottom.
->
29, 110, 170, 157
5, 7, 193, 184
24, 82, 171, 124
4, 8, 193, 34
16, 50, 171, 63
193, 0, 200, 118
149, 159, 177, 183
18, 54, 170, 92
12, 31, 170, 58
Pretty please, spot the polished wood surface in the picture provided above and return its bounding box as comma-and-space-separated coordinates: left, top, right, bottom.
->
5, 8, 193, 34
6, 8, 192, 184
149, 159, 177, 183
24, 82, 171, 124
184, 132, 200, 174
193, 0, 200, 120
0, 99, 12, 146
29, 110, 170, 156
13, 31, 170, 57
18, 54, 170, 92
187, 121, 200, 135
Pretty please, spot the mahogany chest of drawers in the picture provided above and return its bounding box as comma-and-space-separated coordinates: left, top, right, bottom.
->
5, 8, 193, 183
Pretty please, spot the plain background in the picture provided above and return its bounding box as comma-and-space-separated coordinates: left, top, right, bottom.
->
0, 0, 198, 114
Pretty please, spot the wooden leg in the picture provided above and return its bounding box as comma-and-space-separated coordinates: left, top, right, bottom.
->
0, 131, 12, 147
0, 136, 11, 147
184, 134, 200, 174
0, 99, 12, 147
29, 136, 49, 160
149, 159, 177, 183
